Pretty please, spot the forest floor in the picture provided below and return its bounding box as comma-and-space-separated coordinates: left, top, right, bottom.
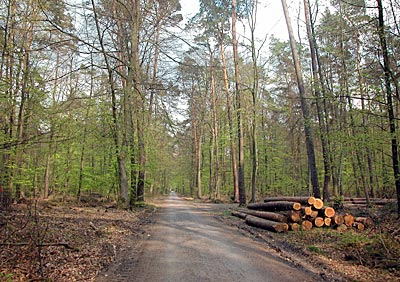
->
218, 202, 400, 282
0, 195, 399, 281
0, 195, 157, 281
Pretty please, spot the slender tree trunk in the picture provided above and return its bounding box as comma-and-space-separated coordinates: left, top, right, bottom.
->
355, 33, 374, 198
304, 0, 331, 200
91, 0, 129, 204
232, 0, 246, 206
281, 0, 320, 198
208, 134, 214, 199
248, 2, 259, 203
197, 130, 202, 199
14, 24, 33, 200
0, 3, 15, 200
218, 29, 239, 203
377, 0, 400, 215
78, 55, 95, 200
131, 0, 146, 202
336, 8, 370, 204
137, 116, 146, 202
190, 95, 202, 199
209, 53, 220, 200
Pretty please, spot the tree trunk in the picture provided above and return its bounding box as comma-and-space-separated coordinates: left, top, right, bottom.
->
191, 96, 203, 199
281, 0, 320, 198
377, 0, 400, 216
91, 0, 129, 204
131, 0, 145, 203
218, 29, 239, 203
247, 1, 259, 204
304, 0, 331, 201
210, 59, 221, 200
231, 0, 246, 206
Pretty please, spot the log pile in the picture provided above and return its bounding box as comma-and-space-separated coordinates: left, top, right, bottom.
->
231, 196, 374, 233
341, 197, 396, 209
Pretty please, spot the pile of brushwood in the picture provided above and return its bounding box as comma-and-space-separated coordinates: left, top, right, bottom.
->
232, 196, 376, 233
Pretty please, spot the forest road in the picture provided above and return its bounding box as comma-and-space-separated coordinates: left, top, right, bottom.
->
97, 192, 320, 282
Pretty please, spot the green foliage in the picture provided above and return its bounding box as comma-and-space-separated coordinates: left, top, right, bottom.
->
0, 0, 399, 206
338, 231, 372, 248
223, 209, 232, 216
333, 195, 344, 209
0, 272, 13, 282
307, 245, 325, 254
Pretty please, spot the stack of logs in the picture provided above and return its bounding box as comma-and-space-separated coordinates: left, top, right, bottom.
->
231, 196, 373, 233
342, 197, 396, 209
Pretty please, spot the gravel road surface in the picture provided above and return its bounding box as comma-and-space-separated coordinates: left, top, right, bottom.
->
98, 193, 320, 282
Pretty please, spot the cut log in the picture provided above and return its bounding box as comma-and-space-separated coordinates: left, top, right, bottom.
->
263, 196, 311, 205
307, 196, 316, 206
321, 207, 335, 218
313, 198, 324, 209
245, 215, 289, 233
247, 201, 301, 211
344, 198, 396, 205
353, 222, 365, 231
310, 210, 319, 218
313, 217, 325, 227
354, 217, 373, 228
344, 197, 387, 202
324, 217, 331, 227
304, 206, 313, 216
343, 214, 355, 227
237, 209, 288, 223
290, 222, 300, 231
342, 203, 383, 210
287, 210, 301, 223
231, 210, 248, 220
292, 202, 302, 210
337, 224, 348, 232
333, 215, 344, 226
301, 220, 313, 231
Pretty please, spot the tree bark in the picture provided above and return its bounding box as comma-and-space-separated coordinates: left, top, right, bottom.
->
281, 0, 320, 198
218, 29, 239, 203
303, 0, 331, 201
237, 208, 288, 223
264, 196, 313, 205
245, 215, 289, 233
91, 0, 129, 204
247, 201, 301, 211
377, 0, 400, 216
248, 1, 259, 203
231, 0, 246, 206
231, 210, 248, 219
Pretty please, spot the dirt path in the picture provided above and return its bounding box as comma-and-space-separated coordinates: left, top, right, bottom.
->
96, 193, 320, 282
